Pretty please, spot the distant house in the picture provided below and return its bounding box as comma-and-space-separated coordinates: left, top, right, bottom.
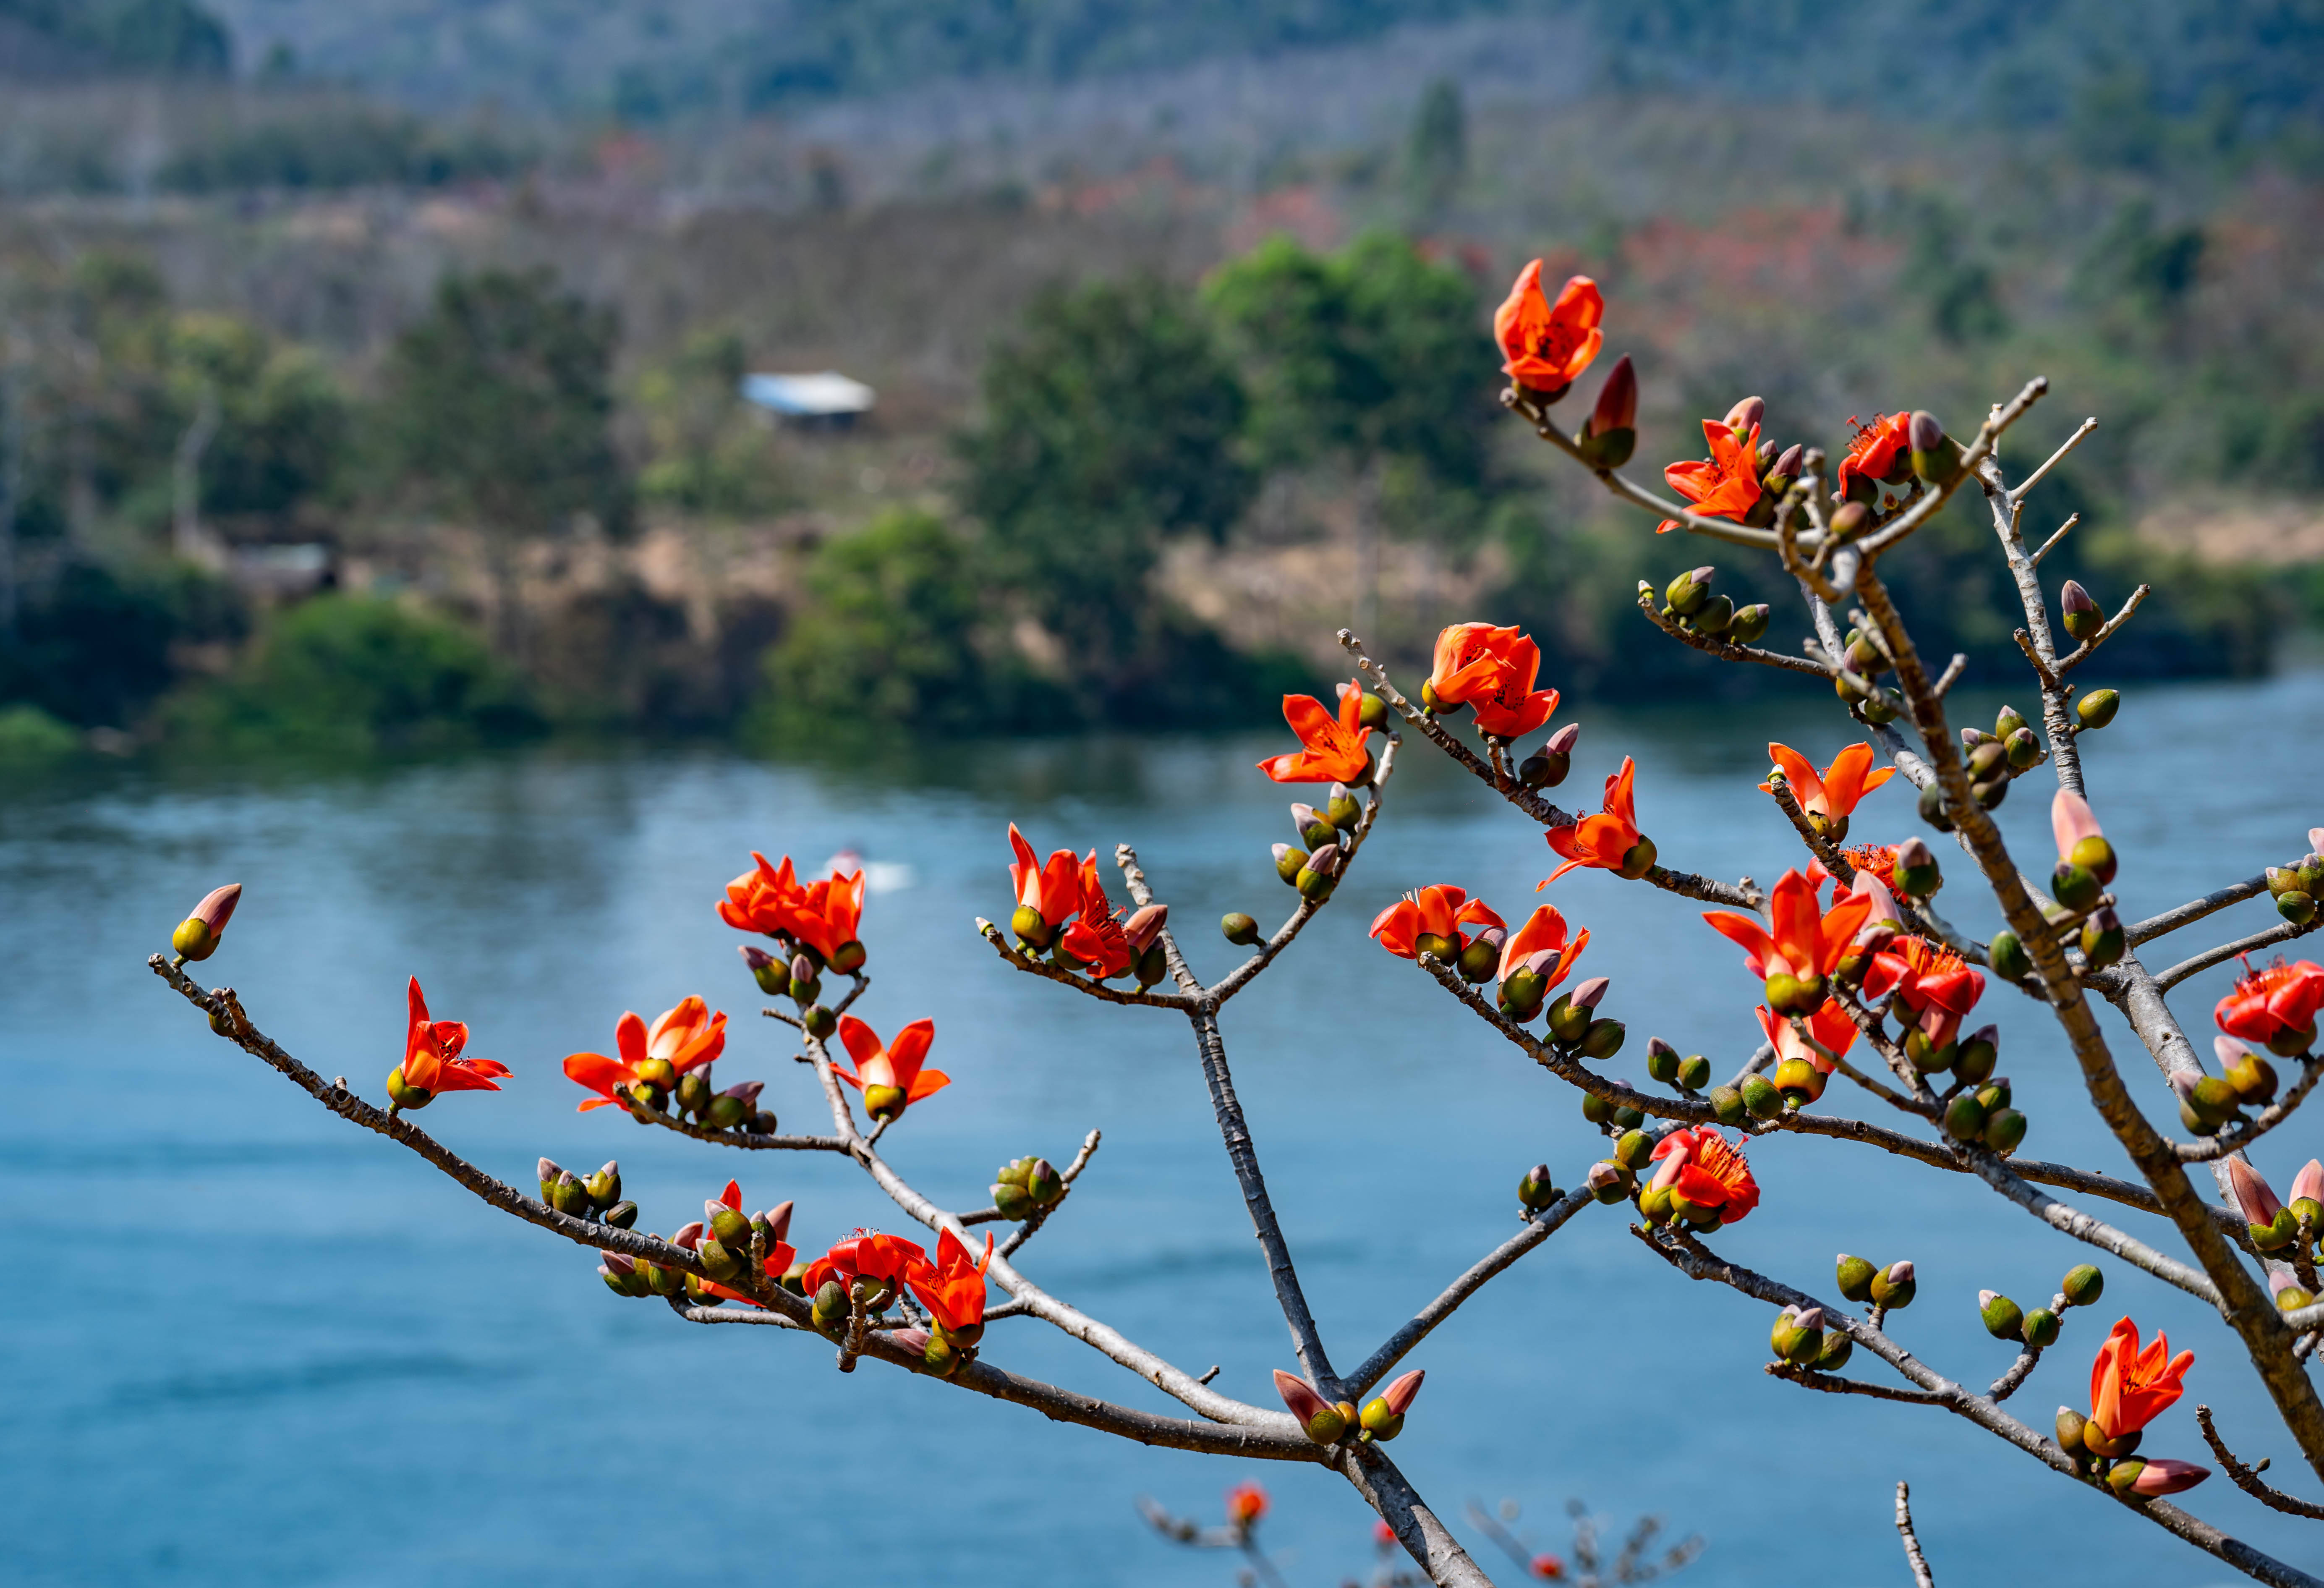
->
740, 371, 876, 431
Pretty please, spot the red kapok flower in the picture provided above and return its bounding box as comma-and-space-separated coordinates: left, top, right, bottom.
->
1542, 757, 1647, 887
905, 1226, 995, 1337
1498, 904, 1590, 992
1754, 1004, 1860, 1100
718, 851, 806, 936
1429, 622, 1520, 709
1493, 262, 1604, 395
2216, 957, 2324, 1051
1866, 937, 1985, 1049
1702, 868, 1874, 998
785, 867, 866, 963
1468, 633, 1561, 740
561, 997, 728, 1112
1369, 884, 1504, 961
1225, 1481, 1269, 1527
833, 1014, 949, 1120
1762, 741, 1895, 828
1059, 857, 1135, 979
1836, 412, 1914, 502
1657, 419, 1762, 534
1842, 843, 1901, 892
1257, 680, 1374, 785
1007, 823, 1087, 941
1530, 1554, 1567, 1580
800, 1228, 929, 1297
2088, 1317, 2193, 1442
1648, 1127, 1760, 1224
397, 977, 509, 1099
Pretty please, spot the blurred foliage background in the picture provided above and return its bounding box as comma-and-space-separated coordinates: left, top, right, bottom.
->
0, 0, 2318, 754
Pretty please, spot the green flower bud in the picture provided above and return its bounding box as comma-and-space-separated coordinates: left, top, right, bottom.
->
2062, 1264, 2104, 1308
1359, 1398, 1406, 1441
2083, 1422, 2142, 1459
1611, 1104, 1646, 1131
1944, 1093, 1988, 1142
585, 1162, 622, 1207
2050, 862, 2101, 914
1274, 845, 1308, 886
698, 1237, 742, 1282
1979, 1290, 2025, 1339
2069, 835, 2117, 885
1645, 1036, 1680, 1084
1844, 635, 1888, 676
2021, 1307, 2060, 1348
2227, 1050, 2280, 1106
1587, 1161, 1634, 1204
1135, 943, 1169, 988
1579, 1091, 1613, 1126
1976, 1080, 2013, 1114
600, 1200, 638, 1230
2060, 580, 2102, 643
2279, 892, 2318, 928
743, 946, 791, 997
633, 1056, 677, 1090
1613, 1129, 1654, 1171
1304, 1404, 1350, 1444
1994, 705, 2029, 740
1727, 603, 1772, 645
1580, 1018, 1627, 1060
1221, 912, 1262, 945
709, 1205, 752, 1247
1870, 1260, 1917, 1309
1982, 1107, 2028, 1156
2104, 1459, 2149, 1496
2251, 1205, 2301, 1251
1356, 692, 1390, 730
1989, 930, 2031, 982
1815, 1329, 1854, 1372
1945, 1039, 1994, 1097
1676, 1054, 1712, 1091
993, 1182, 1033, 1221
1638, 1182, 1674, 1224
1829, 1256, 1876, 1305
1300, 816, 1340, 851
1764, 971, 1804, 1014
1546, 993, 1592, 1045
811, 1279, 849, 1332
1909, 413, 1961, 486
1903, 1027, 1956, 1074
1457, 939, 1500, 984
1772, 1057, 1822, 1104
1973, 774, 2009, 811
863, 1082, 907, 1120
1617, 837, 1658, 879
1770, 1305, 1826, 1365
803, 1004, 837, 1039
2278, 1285, 2317, 1313
1295, 866, 1336, 902
2076, 689, 2119, 730
1689, 593, 1735, 637
2299, 853, 2324, 894
2079, 908, 2124, 970
2268, 1022, 2318, 1059
1741, 1073, 1783, 1120
2005, 727, 2043, 769
1027, 1157, 1064, 1206
2056, 1407, 2089, 1453
1518, 1163, 1558, 1210
675, 1071, 714, 1117
1666, 565, 1715, 617
1917, 781, 1955, 833
1710, 1084, 1747, 1126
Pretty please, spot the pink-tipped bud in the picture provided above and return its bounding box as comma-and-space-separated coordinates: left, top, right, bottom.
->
763, 1200, 794, 1243
2061, 579, 2099, 620
2292, 1161, 2324, 1209
1791, 1305, 1824, 1332
742, 944, 778, 970
2214, 1034, 2253, 1067
1897, 837, 1934, 870
1519, 947, 1559, 978
1475, 925, 1508, 952
1723, 395, 1765, 434
1848, 869, 1902, 928
1543, 722, 1581, 756
171, 882, 244, 960
538, 1157, 562, 1183
1567, 976, 1610, 1010
1122, 904, 1169, 951
2229, 1158, 2285, 1225
2310, 825, 2324, 855
791, 953, 815, 982
1909, 411, 1945, 454
1307, 842, 1342, 877
2052, 788, 2104, 863
1380, 1368, 1426, 1416
673, 1221, 705, 1250
1770, 442, 1803, 480
2271, 1268, 2307, 1300
1585, 1161, 1624, 1193
1978, 1289, 2000, 1308
1962, 727, 1993, 748
1290, 802, 1320, 831
1885, 1261, 1914, 1285
2128, 1458, 2209, 1497
705, 1198, 732, 1221
890, 1326, 933, 1355
1272, 1369, 1328, 1421
601, 1251, 635, 1276
2170, 1071, 2200, 1103
1589, 355, 1637, 434
1272, 842, 1293, 863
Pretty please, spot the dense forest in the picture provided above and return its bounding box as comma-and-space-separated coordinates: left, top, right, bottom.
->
0, 0, 2317, 758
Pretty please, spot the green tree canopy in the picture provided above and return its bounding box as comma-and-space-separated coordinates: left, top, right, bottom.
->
1203, 231, 1490, 489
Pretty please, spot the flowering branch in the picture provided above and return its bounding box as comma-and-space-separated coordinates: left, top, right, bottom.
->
1632, 583, 1831, 678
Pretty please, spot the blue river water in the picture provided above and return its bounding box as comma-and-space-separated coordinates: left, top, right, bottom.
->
5, 669, 2323, 1587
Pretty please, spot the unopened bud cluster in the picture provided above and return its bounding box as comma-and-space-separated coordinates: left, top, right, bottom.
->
1975, 1262, 2102, 1353
1659, 565, 1771, 649
991, 1156, 1067, 1222
1275, 1367, 1425, 1447
1269, 783, 1365, 905
1830, 623, 1904, 727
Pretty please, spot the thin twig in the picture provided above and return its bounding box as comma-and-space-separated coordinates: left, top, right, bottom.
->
2157, 919, 2322, 992
2129, 876, 2269, 948
1896, 1481, 1937, 1588
2030, 513, 2079, 567
2009, 418, 2099, 506
2054, 585, 2152, 675
2199, 1405, 2324, 1520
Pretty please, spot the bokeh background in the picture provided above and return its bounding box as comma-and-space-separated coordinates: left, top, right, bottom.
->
2, 3, 2322, 1584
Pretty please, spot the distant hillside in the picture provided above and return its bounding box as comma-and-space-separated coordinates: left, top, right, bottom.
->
201, 0, 2323, 150
0, 0, 231, 77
